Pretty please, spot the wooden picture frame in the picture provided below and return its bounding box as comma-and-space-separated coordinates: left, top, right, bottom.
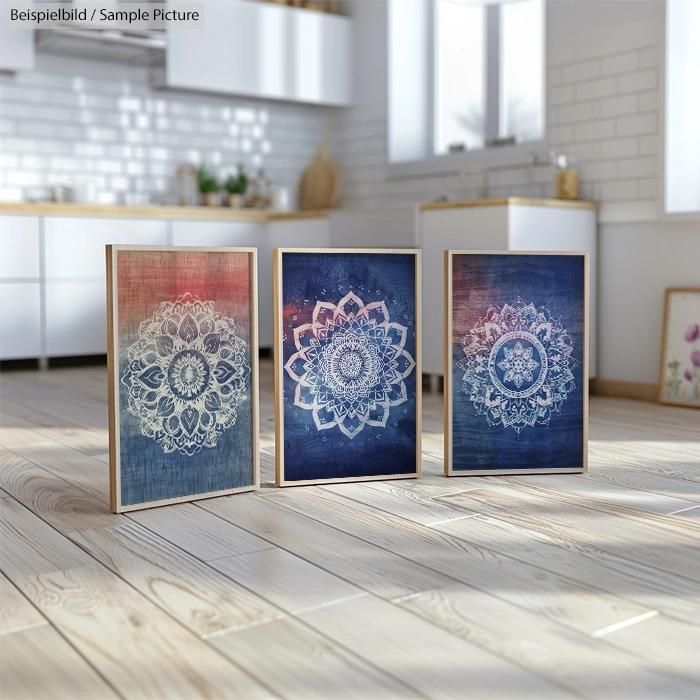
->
107, 245, 259, 512
274, 248, 422, 486
445, 250, 589, 476
658, 287, 700, 408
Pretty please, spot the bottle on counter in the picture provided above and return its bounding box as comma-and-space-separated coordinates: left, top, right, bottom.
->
247, 169, 272, 209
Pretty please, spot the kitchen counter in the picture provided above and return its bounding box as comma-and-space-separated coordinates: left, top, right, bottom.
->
420, 197, 598, 212
0, 202, 331, 222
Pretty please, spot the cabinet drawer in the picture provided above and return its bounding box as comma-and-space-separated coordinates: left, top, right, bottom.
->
0, 282, 42, 359
0, 216, 40, 278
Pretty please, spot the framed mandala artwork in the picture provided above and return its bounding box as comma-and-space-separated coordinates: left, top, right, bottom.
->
658, 288, 700, 408
445, 251, 588, 476
106, 246, 259, 512
274, 249, 421, 486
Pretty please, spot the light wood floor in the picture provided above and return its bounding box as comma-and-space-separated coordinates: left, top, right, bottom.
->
1, 361, 700, 699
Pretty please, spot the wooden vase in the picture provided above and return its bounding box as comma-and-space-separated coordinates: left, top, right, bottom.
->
555, 170, 579, 200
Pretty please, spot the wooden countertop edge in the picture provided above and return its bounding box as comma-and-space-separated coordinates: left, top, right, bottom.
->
0, 202, 332, 222
420, 197, 598, 212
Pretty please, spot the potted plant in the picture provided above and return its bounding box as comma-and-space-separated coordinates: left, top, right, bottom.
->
198, 166, 220, 206
225, 165, 248, 208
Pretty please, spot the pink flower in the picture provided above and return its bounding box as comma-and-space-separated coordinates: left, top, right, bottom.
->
686, 324, 700, 343
684, 369, 693, 382
692, 350, 700, 368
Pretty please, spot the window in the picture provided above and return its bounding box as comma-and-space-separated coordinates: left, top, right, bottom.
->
389, 0, 546, 173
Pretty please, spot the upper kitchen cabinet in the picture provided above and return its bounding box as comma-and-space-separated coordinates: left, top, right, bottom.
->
0, 0, 34, 71
166, 0, 351, 106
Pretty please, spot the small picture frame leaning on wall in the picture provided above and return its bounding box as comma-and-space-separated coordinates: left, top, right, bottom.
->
445, 250, 589, 476
106, 245, 259, 512
658, 288, 700, 408
274, 248, 422, 486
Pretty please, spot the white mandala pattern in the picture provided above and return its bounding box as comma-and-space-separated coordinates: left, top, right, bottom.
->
459, 300, 578, 433
284, 292, 416, 439
121, 293, 249, 455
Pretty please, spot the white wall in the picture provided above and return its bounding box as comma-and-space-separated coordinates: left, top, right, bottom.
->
332, 0, 700, 387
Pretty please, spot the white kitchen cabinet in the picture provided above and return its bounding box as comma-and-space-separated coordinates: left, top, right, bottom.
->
166, 0, 351, 106
45, 281, 106, 357
44, 217, 168, 279
420, 201, 598, 377
170, 220, 262, 247
0, 216, 40, 278
329, 206, 419, 249
0, 283, 42, 359
290, 9, 351, 106
0, 0, 34, 72
42, 216, 166, 357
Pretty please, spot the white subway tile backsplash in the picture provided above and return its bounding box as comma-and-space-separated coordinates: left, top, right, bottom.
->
617, 156, 657, 179
617, 69, 657, 94
561, 59, 600, 84
555, 101, 599, 124
0, 55, 324, 203
574, 77, 617, 102
600, 51, 638, 76
616, 113, 657, 137
638, 46, 660, 70
599, 94, 638, 118
600, 137, 637, 160
637, 134, 659, 155
638, 90, 658, 113
580, 161, 617, 181
601, 180, 637, 200
637, 178, 658, 199
549, 85, 574, 106
574, 119, 615, 142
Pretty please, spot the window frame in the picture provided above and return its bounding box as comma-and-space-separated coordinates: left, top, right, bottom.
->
387, 0, 548, 180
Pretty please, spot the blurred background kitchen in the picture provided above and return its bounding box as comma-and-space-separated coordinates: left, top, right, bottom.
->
0, 0, 698, 399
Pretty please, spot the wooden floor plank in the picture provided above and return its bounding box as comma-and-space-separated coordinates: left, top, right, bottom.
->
599, 610, 700, 684
400, 583, 699, 699
0, 497, 95, 579
431, 511, 700, 626
0, 572, 47, 636
583, 468, 700, 504
69, 522, 285, 639
321, 481, 474, 526
199, 493, 454, 600
262, 488, 656, 634
0, 449, 119, 534
211, 616, 422, 699
297, 595, 572, 699
436, 486, 700, 583
211, 547, 364, 614
0, 625, 119, 700
2, 363, 699, 698
5, 441, 110, 505
15, 565, 275, 699
499, 472, 699, 515
127, 502, 276, 562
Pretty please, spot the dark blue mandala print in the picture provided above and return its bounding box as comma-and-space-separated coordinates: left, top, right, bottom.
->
460, 299, 579, 434
280, 252, 418, 482
284, 292, 416, 439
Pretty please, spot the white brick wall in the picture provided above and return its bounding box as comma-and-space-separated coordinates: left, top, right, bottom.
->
331, 38, 662, 220
0, 55, 326, 205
